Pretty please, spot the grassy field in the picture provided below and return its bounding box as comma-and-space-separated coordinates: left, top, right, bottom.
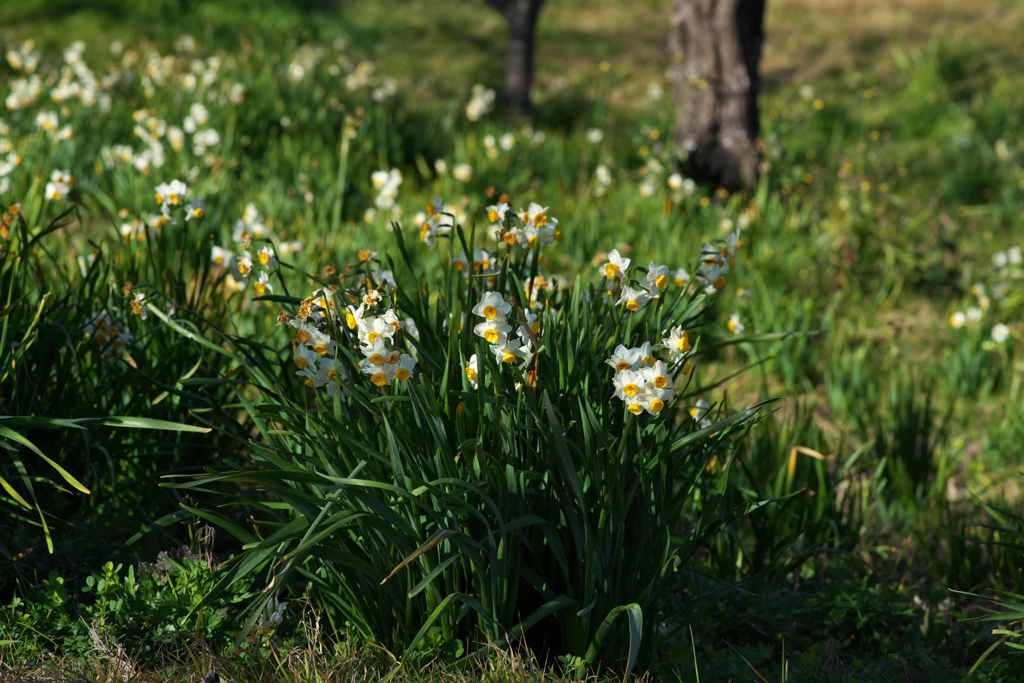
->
1, 0, 1023, 680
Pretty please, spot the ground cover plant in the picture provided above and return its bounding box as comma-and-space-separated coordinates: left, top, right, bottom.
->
1, 0, 1023, 680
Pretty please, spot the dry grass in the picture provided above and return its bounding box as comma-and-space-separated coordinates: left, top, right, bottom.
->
766, 0, 1024, 83
1, 642, 653, 683
343, 0, 1022, 112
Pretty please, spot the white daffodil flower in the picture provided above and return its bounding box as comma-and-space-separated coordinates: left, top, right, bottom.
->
472, 291, 512, 322
473, 319, 511, 346
617, 286, 653, 312
601, 249, 631, 280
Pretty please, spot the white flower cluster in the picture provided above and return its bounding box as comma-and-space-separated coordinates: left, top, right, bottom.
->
371, 168, 402, 211
107, 102, 219, 172
35, 111, 73, 140
486, 201, 558, 249
45, 169, 74, 201
667, 172, 697, 201
638, 158, 663, 198
465, 84, 495, 122
51, 41, 106, 110
181, 102, 220, 156
211, 204, 282, 296
467, 291, 534, 388
449, 248, 495, 277
286, 277, 419, 395
599, 249, 679, 312
0, 150, 19, 195
606, 342, 673, 416
992, 246, 1022, 271
5, 40, 40, 74
416, 198, 455, 245
348, 304, 417, 387
696, 230, 741, 294
949, 280, 1013, 344
129, 108, 169, 172
289, 290, 347, 396
482, 132, 516, 158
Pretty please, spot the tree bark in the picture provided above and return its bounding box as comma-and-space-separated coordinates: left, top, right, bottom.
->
487, 0, 544, 119
670, 0, 766, 191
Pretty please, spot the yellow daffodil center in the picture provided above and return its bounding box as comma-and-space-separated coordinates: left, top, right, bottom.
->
345, 311, 357, 329
371, 372, 388, 387
368, 352, 385, 365
465, 367, 477, 381
482, 305, 497, 320
501, 350, 517, 364
258, 251, 271, 266
254, 282, 267, 296
654, 376, 668, 389
357, 249, 370, 262
627, 403, 643, 415
487, 208, 498, 222
604, 264, 619, 279
295, 356, 308, 369
727, 319, 740, 334
296, 329, 311, 344
655, 274, 669, 289
623, 383, 641, 397
643, 355, 656, 367
454, 260, 466, 272
649, 399, 665, 413
367, 331, 380, 344
626, 299, 639, 311
154, 193, 163, 205
327, 367, 339, 381
484, 328, 500, 344
395, 368, 411, 381
615, 361, 630, 371
304, 377, 315, 387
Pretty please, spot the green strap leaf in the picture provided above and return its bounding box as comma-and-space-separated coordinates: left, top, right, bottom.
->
0, 426, 90, 495
584, 603, 644, 675
100, 416, 211, 433
0, 473, 31, 509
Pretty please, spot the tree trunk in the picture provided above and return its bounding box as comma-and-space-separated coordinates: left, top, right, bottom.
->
670, 0, 766, 191
487, 0, 544, 119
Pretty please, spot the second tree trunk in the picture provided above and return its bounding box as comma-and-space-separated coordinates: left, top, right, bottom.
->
670, 0, 766, 191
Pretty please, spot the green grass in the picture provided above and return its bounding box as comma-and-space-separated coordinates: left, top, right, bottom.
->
1, 0, 1023, 680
